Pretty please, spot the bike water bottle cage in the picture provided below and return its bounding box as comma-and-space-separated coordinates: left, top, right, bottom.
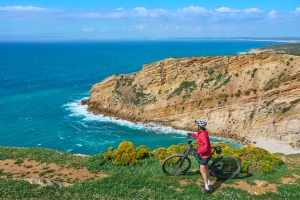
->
215, 146, 222, 154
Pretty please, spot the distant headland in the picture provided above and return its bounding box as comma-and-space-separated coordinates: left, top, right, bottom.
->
83, 43, 300, 154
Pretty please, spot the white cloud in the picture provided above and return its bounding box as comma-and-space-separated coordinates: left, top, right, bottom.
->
177, 6, 207, 15
296, 8, 300, 13
114, 7, 124, 11
131, 7, 168, 18
215, 7, 239, 13
0, 5, 46, 12
76, 6, 263, 20
244, 8, 263, 13
268, 10, 277, 19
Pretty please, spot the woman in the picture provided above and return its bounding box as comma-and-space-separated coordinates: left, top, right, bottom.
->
187, 119, 212, 194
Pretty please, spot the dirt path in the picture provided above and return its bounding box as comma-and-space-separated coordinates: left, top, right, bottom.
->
0, 159, 108, 187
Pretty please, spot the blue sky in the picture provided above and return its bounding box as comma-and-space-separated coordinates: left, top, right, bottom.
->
0, 0, 299, 40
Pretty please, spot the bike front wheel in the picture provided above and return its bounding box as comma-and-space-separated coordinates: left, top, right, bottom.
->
161, 154, 191, 176
210, 156, 241, 179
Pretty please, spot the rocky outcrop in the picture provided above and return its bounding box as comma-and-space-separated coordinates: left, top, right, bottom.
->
84, 53, 300, 147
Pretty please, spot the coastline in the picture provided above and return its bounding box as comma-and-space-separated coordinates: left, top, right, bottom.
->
83, 43, 300, 155
250, 137, 300, 155
82, 99, 300, 155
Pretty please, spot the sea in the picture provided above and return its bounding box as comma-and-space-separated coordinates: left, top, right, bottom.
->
0, 40, 283, 155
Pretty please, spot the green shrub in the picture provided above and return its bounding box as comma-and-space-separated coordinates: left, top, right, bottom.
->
245, 90, 250, 96
113, 141, 138, 165
214, 75, 232, 90
236, 89, 242, 97
258, 160, 274, 173
211, 142, 240, 159
238, 145, 282, 174
103, 147, 115, 161
167, 143, 187, 154
241, 160, 251, 173
151, 147, 171, 163
168, 81, 197, 99
251, 68, 258, 78
136, 145, 150, 160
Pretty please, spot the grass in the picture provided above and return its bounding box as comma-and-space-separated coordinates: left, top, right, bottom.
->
39, 169, 55, 177
0, 147, 86, 169
0, 147, 300, 199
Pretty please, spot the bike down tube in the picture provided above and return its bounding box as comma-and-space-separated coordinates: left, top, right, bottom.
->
177, 156, 186, 168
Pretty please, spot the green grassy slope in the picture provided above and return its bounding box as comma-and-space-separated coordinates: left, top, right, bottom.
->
0, 146, 299, 199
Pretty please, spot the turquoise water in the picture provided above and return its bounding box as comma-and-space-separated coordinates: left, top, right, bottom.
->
0, 40, 281, 155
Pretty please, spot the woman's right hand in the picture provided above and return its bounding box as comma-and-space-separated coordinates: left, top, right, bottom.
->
186, 132, 191, 138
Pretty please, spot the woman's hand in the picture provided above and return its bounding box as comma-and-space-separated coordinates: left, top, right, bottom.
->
186, 132, 191, 138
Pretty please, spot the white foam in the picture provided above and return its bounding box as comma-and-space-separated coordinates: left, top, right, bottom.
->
63, 98, 242, 147
63, 98, 186, 135
76, 144, 83, 147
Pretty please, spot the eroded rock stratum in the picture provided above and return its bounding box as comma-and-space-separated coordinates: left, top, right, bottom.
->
84, 53, 300, 147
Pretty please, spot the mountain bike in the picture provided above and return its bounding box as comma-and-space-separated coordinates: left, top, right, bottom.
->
161, 139, 241, 179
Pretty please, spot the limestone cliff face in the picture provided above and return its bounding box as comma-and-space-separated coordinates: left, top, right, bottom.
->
85, 54, 300, 147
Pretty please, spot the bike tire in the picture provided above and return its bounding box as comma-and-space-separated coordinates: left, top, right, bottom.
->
210, 156, 241, 179
161, 154, 191, 176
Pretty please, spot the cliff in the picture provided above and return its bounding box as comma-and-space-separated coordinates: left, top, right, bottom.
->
84, 53, 300, 148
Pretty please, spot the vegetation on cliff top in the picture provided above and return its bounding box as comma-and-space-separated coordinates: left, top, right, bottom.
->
0, 143, 300, 199
101, 141, 282, 174
258, 43, 300, 56
0, 142, 300, 199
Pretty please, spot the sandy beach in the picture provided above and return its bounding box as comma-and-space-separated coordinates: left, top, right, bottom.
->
251, 137, 300, 155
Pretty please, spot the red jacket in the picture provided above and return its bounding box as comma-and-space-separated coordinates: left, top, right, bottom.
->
190, 130, 212, 158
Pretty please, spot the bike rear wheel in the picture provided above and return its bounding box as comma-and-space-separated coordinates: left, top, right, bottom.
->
161, 154, 191, 176
210, 156, 241, 179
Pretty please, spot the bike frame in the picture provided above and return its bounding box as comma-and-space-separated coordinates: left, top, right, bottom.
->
185, 139, 217, 166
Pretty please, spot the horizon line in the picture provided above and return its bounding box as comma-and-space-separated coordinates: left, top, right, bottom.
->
1, 37, 300, 43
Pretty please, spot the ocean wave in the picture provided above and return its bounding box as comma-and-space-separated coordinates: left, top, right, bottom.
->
63, 98, 186, 135
63, 98, 242, 147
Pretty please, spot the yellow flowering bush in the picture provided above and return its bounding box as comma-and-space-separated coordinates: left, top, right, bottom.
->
167, 143, 187, 154
113, 141, 138, 165
211, 142, 241, 159
152, 147, 172, 162
103, 146, 115, 160
136, 145, 150, 160
101, 141, 282, 173
238, 145, 283, 173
